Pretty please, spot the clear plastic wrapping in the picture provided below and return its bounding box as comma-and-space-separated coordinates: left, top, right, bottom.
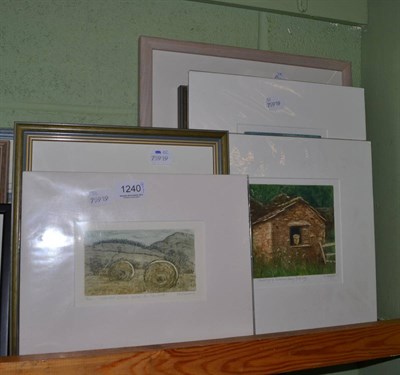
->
189, 71, 366, 140
230, 133, 376, 334
19, 172, 253, 354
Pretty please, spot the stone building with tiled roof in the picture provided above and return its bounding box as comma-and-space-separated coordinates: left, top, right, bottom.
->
252, 194, 326, 264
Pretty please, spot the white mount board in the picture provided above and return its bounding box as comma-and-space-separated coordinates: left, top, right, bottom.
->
189, 71, 365, 140
229, 133, 376, 333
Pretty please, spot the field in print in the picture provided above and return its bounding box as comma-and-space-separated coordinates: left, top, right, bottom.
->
84, 228, 195, 296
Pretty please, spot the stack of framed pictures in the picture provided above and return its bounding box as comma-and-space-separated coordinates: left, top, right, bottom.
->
9, 37, 377, 355
11, 122, 254, 355
138, 35, 376, 333
138, 36, 376, 334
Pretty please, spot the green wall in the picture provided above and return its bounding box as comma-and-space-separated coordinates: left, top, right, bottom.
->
0, 0, 361, 129
359, 0, 400, 372
362, 0, 400, 320
192, 0, 368, 25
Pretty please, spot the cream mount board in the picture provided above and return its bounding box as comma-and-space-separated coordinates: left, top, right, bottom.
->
229, 133, 376, 333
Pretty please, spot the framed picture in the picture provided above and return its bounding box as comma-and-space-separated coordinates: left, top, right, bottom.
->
229, 133, 376, 333
187, 71, 366, 140
19, 172, 253, 354
0, 130, 13, 202
139, 35, 352, 128
0, 141, 10, 203
14, 122, 228, 175
11, 122, 229, 354
0, 204, 11, 356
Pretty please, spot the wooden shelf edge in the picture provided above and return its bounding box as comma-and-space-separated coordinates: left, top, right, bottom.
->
1, 320, 400, 374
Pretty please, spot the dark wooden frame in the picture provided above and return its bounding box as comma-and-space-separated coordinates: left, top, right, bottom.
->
0, 141, 10, 204
0, 204, 12, 356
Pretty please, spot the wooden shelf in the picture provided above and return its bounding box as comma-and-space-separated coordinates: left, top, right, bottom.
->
1, 320, 400, 374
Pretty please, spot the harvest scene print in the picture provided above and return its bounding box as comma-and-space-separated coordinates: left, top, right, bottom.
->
250, 184, 336, 278
84, 228, 196, 296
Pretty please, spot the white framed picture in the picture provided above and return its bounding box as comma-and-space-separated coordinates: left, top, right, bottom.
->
229, 133, 376, 333
19, 172, 253, 354
188, 71, 366, 140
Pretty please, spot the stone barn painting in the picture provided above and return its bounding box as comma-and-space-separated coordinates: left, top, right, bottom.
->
250, 184, 336, 278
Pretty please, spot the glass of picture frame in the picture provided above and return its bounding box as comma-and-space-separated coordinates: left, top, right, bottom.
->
11, 122, 229, 354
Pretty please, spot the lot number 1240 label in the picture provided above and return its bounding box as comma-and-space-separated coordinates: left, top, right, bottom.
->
117, 182, 145, 199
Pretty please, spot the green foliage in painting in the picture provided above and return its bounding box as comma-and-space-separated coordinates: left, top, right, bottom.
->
250, 183, 336, 278
250, 184, 334, 208
253, 246, 336, 278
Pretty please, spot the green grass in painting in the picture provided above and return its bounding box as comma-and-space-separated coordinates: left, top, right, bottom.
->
253, 246, 336, 279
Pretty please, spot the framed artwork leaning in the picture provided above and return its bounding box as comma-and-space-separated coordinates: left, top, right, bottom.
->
229, 133, 377, 334
138, 35, 352, 128
18, 172, 253, 354
11, 122, 229, 354
0, 130, 13, 202
0, 204, 11, 355
0, 140, 10, 203
13, 122, 229, 176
